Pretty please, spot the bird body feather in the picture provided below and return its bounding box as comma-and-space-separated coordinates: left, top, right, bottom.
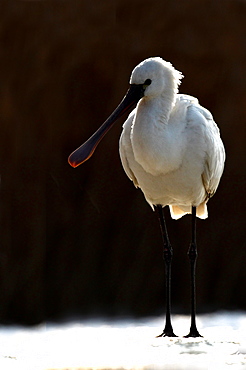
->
120, 84, 225, 219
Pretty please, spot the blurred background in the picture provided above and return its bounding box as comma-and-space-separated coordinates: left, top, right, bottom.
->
0, 0, 245, 325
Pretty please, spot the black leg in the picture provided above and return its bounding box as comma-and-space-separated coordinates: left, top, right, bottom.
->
185, 206, 202, 338
155, 205, 177, 337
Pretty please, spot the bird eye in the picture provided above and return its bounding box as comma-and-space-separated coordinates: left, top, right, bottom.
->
143, 79, 152, 91
144, 79, 151, 85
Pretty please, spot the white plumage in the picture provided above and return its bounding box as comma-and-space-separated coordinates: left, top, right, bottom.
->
119, 57, 225, 219
68, 57, 226, 337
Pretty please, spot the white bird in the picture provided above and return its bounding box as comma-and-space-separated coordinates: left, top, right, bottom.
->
68, 57, 225, 337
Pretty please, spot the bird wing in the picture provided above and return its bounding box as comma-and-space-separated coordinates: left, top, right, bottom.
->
202, 120, 225, 198
187, 101, 226, 199
119, 109, 139, 187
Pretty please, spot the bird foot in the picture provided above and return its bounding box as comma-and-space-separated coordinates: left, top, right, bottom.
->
156, 330, 177, 338
184, 329, 203, 338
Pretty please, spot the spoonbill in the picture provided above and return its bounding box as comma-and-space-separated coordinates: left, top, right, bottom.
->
68, 57, 225, 337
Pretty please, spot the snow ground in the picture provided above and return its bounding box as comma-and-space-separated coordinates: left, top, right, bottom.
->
0, 311, 246, 370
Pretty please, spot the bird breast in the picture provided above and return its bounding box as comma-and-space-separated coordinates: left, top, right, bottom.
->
130, 98, 187, 177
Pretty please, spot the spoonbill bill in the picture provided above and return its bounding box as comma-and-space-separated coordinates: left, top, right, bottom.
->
68, 57, 225, 337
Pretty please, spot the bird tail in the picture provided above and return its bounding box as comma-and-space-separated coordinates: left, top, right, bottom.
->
169, 203, 208, 220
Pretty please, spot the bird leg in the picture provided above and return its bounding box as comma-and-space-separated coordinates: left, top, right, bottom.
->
155, 205, 177, 337
185, 206, 202, 338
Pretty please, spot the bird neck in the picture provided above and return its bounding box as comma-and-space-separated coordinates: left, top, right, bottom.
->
131, 92, 181, 176
139, 90, 175, 125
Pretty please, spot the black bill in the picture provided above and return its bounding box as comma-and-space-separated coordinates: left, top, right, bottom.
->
68, 83, 144, 168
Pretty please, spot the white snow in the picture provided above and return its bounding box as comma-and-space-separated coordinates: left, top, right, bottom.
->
0, 311, 246, 370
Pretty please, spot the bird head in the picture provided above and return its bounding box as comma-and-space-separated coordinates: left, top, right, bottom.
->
130, 57, 183, 99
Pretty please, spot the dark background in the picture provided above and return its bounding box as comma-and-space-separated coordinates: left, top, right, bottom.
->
0, 1, 245, 325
